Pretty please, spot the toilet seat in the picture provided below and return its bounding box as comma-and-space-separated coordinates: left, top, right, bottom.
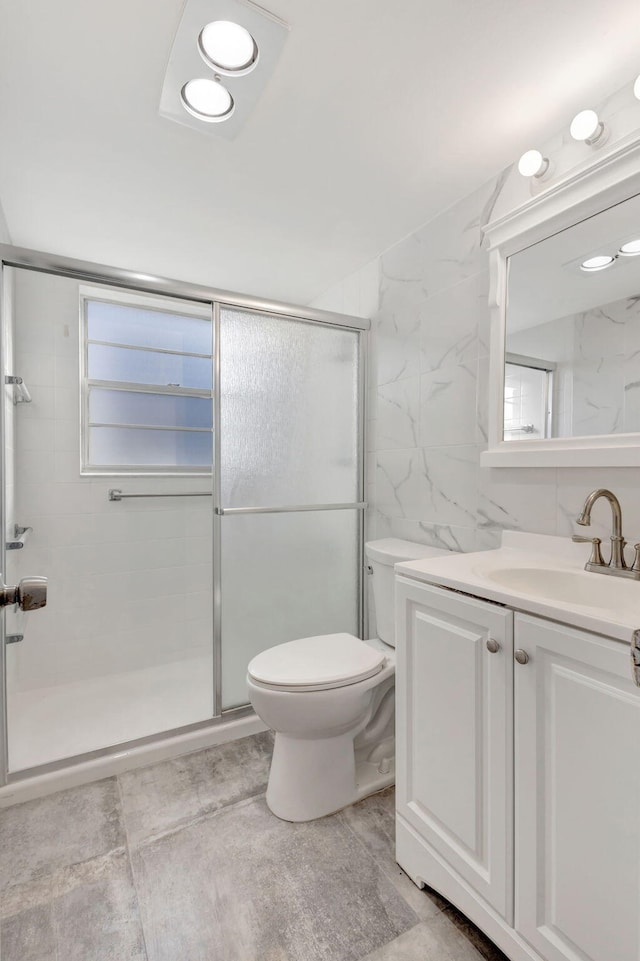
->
248, 633, 386, 692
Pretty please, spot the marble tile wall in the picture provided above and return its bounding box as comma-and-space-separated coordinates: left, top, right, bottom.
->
508, 295, 640, 438
312, 170, 640, 622
572, 295, 640, 436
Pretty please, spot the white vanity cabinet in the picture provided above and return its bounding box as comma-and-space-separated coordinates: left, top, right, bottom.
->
515, 614, 640, 961
396, 576, 640, 961
395, 577, 514, 920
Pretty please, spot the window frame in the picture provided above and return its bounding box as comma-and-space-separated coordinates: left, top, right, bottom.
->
79, 284, 214, 476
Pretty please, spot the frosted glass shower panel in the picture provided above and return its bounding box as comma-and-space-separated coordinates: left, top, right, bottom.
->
219, 308, 360, 507
221, 510, 359, 709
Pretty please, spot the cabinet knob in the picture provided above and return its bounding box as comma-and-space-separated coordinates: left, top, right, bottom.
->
486, 638, 500, 654
515, 649, 529, 665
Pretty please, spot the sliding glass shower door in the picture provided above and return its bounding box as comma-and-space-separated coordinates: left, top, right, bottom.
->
217, 306, 363, 709
0, 251, 366, 781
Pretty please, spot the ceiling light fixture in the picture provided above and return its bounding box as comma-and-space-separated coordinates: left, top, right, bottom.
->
517, 149, 549, 178
619, 238, 640, 256
199, 20, 258, 75
160, 0, 289, 139
580, 255, 615, 272
570, 109, 606, 146
181, 78, 234, 122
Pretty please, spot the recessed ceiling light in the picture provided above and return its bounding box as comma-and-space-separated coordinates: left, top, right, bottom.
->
570, 108, 606, 146
181, 78, 234, 122
619, 239, 640, 257
580, 255, 615, 272
199, 20, 258, 74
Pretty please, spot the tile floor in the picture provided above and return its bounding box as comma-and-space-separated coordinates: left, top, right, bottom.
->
0, 732, 509, 961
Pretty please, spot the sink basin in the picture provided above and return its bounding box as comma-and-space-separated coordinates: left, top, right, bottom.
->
479, 566, 640, 613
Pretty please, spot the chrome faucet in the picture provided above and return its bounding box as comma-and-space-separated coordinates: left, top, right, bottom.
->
572, 488, 640, 579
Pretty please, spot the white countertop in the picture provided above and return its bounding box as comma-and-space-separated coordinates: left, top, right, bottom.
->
396, 531, 640, 645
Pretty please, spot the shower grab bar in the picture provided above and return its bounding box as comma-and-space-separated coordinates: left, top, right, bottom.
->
503, 424, 535, 433
5, 375, 32, 404
216, 502, 367, 515
108, 489, 212, 501
6, 525, 33, 550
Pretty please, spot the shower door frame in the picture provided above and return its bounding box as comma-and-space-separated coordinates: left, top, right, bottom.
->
0, 245, 369, 786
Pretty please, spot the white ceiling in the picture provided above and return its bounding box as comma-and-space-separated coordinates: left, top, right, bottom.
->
1, 0, 640, 306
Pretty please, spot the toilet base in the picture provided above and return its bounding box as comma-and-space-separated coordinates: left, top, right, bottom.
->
266, 731, 394, 822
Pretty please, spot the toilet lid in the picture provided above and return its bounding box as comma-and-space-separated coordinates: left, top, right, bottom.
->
248, 633, 386, 691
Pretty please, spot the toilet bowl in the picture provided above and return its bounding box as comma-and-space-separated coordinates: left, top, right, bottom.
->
247, 538, 451, 822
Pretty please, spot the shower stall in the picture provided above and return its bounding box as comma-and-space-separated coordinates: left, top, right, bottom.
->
0, 248, 367, 787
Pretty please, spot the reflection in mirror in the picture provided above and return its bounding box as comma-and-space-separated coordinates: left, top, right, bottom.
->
504, 192, 640, 441
503, 354, 553, 440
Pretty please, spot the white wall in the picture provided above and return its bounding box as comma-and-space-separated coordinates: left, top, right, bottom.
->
0, 197, 10, 244
311, 166, 640, 593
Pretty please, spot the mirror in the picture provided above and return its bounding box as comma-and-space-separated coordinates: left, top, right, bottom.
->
504, 191, 640, 442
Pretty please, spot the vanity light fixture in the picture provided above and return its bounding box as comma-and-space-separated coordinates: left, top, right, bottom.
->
199, 20, 258, 75
619, 238, 640, 256
181, 78, 234, 122
517, 149, 549, 179
579, 254, 615, 272
634, 74, 640, 100
570, 109, 606, 146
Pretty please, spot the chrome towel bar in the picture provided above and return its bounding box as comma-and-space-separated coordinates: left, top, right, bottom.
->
108, 491, 366, 513
216, 502, 367, 515
108, 489, 212, 501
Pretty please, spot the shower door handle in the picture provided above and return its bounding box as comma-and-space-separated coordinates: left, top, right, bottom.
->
0, 576, 47, 611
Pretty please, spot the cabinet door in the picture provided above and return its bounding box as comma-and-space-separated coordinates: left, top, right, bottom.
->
515, 613, 640, 961
396, 577, 514, 920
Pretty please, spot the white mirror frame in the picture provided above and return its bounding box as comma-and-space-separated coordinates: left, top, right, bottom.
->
482, 131, 640, 467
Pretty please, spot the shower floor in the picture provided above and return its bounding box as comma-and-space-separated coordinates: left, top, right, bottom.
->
7, 654, 215, 772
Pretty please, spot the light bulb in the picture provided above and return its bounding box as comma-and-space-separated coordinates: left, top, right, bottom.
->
199, 20, 258, 74
181, 79, 234, 122
517, 149, 549, 178
580, 255, 615, 272
619, 239, 640, 257
570, 109, 605, 145
634, 74, 640, 101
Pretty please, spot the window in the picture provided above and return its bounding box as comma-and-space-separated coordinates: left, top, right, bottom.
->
81, 288, 213, 473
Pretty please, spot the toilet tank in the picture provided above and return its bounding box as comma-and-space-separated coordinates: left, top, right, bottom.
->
365, 538, 452, 647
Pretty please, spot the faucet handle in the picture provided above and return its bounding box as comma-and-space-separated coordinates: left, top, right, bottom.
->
632, 544, 640, 573
572, 534, 605, 566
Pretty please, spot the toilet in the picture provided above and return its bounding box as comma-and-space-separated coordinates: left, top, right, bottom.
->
247, 538, 450, 821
